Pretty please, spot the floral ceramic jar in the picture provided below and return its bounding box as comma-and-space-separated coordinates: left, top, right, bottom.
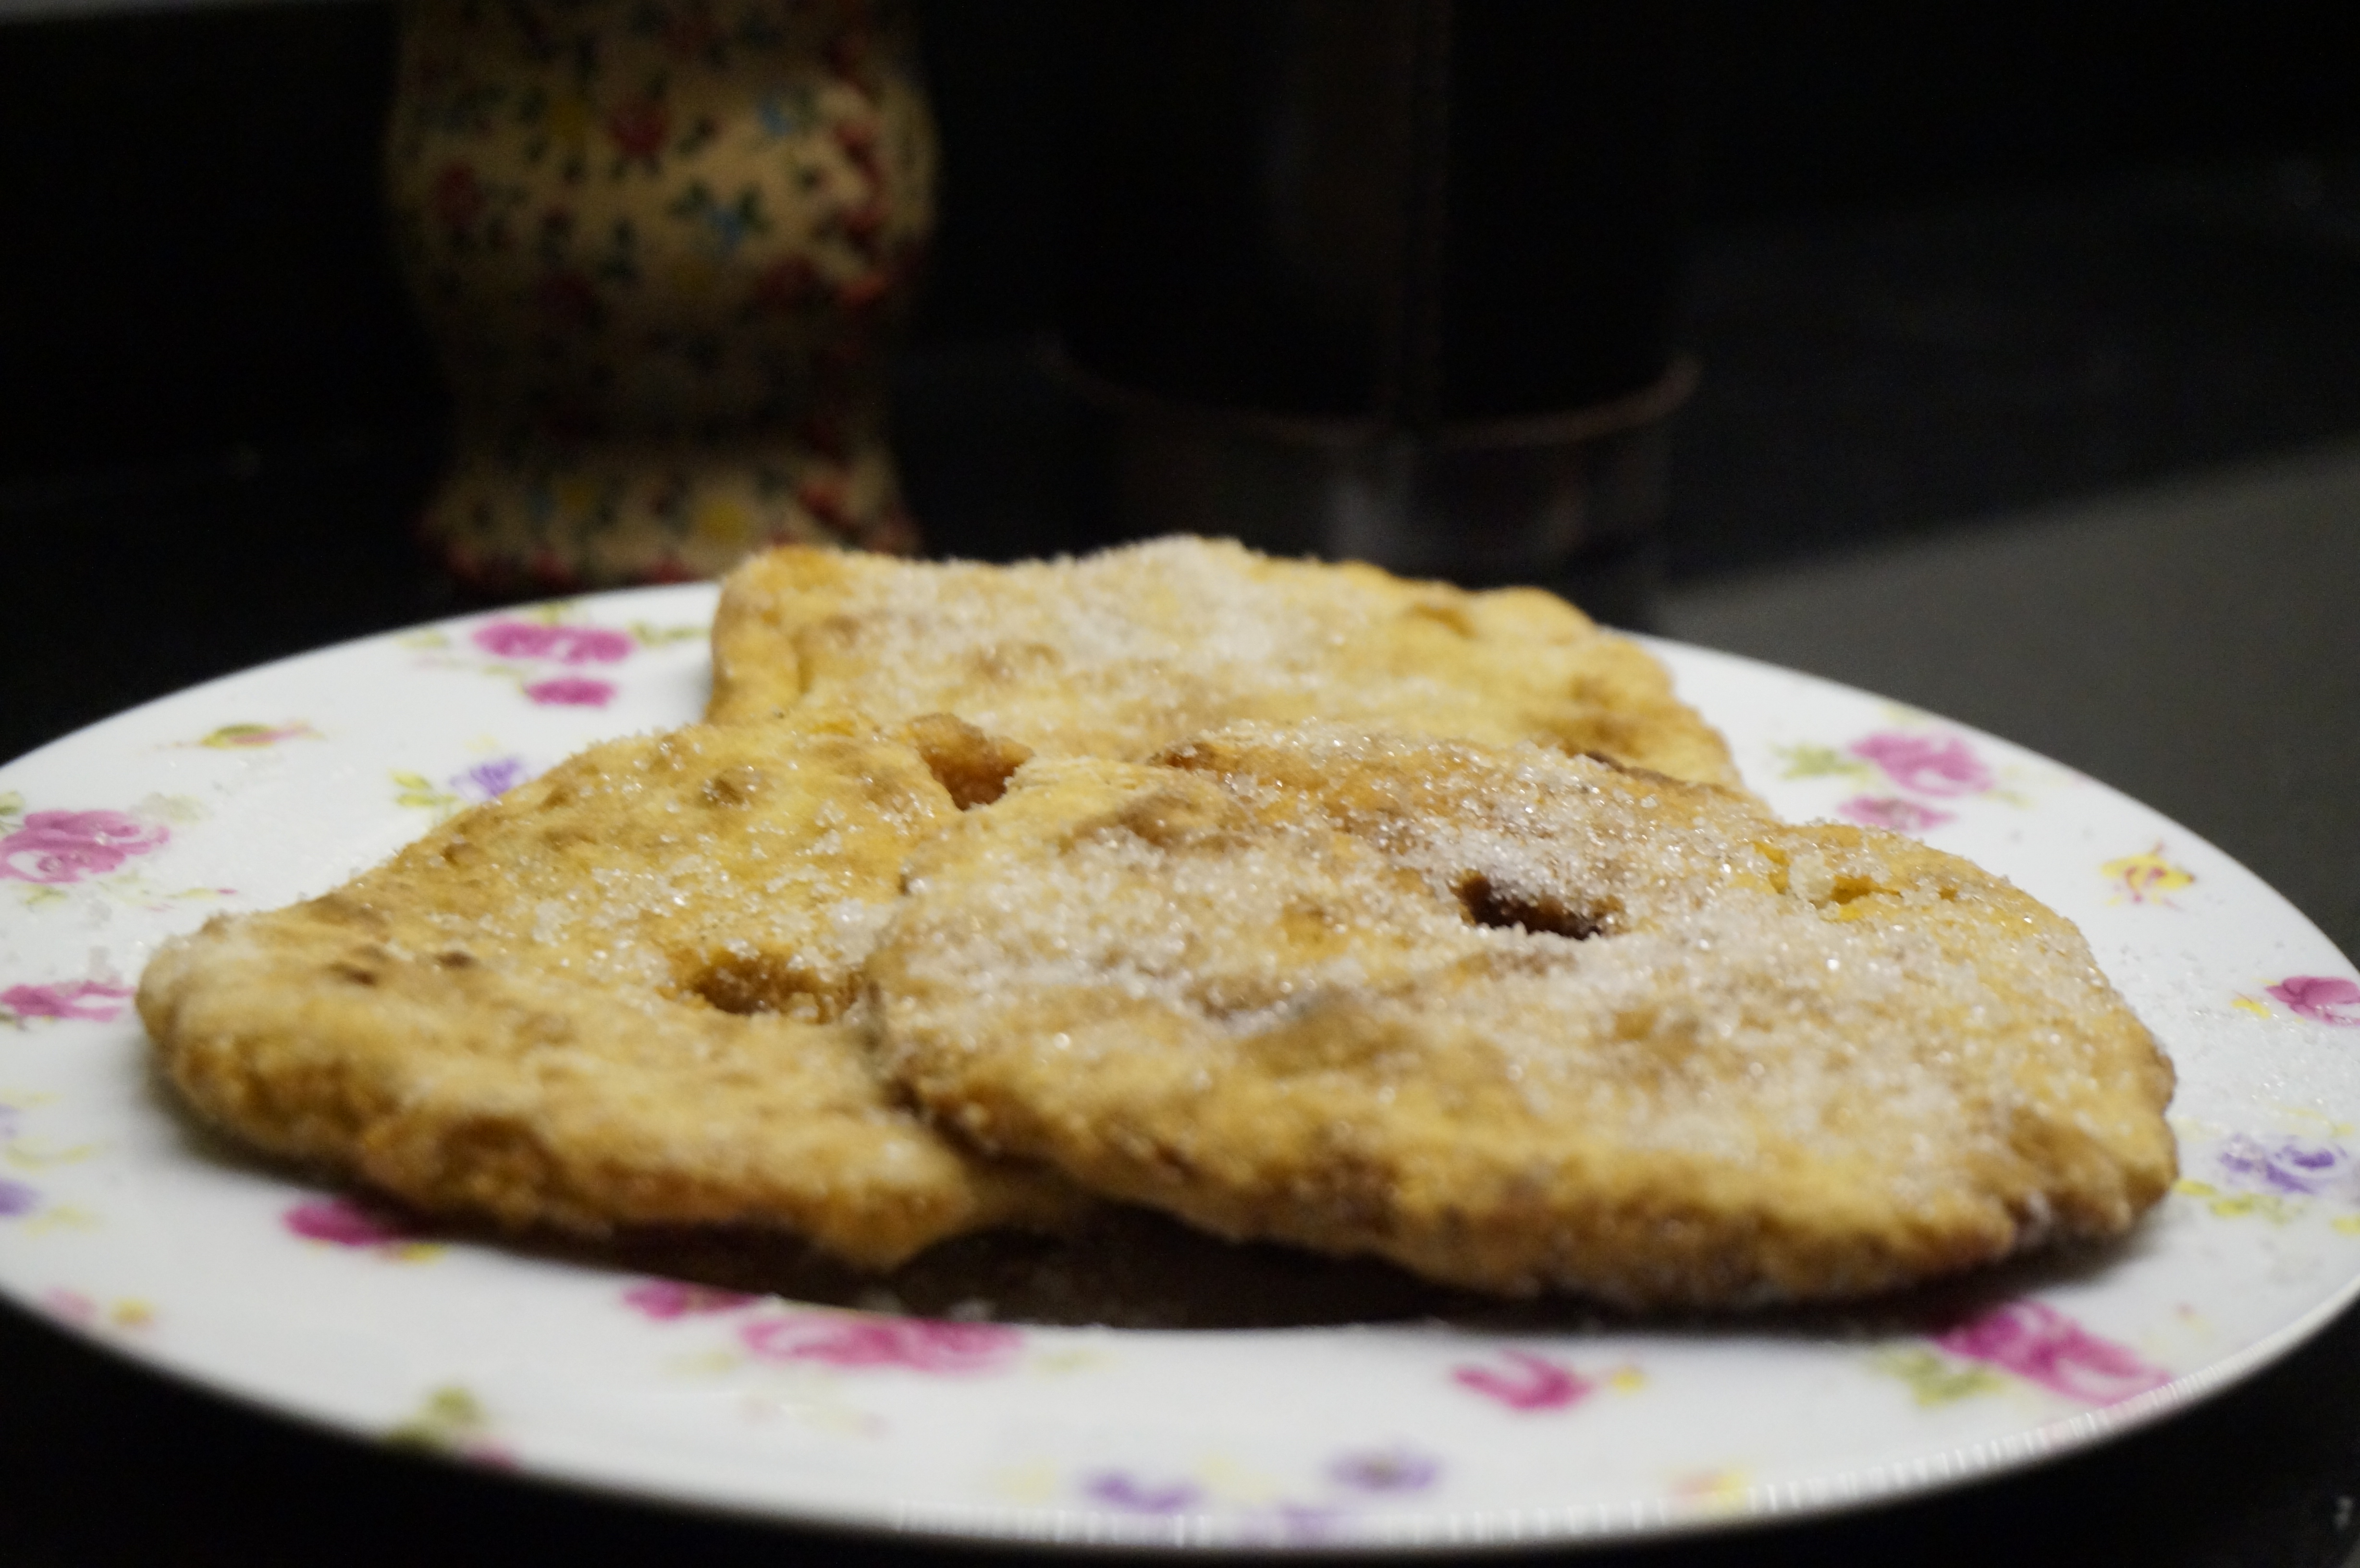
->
388, 0, 932, 588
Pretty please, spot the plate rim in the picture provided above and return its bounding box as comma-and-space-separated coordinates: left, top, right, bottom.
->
1, 580, 2354, 1553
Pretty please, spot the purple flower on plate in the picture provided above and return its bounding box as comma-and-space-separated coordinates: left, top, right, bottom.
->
0, 1179, 40, 1218
1328, 1446, 1440, 1493
622, 1279, 758, 1320
1934, 1300, 2169, 1406
0, 809, 169, 885
2, 979, 135, 1022
1838, 796, 1955, 834
1238, 1505, 1348, 1545
471, 620, 633, 665
1849, 732, 1994, 797
2214, 1133, 2356, 1196
450, 757, 534, 802
1084, 1471, 1202, 1513
2268, 976, 2360, 1027
523, 676, 615, 708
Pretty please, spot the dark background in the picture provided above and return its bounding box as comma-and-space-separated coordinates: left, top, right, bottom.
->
10, 0, 2360, 475
6, 0, 2360, 657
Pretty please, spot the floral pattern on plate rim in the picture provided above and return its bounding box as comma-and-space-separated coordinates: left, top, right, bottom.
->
2101, 842, 2197, 907
178, 721, 321, 750
42, 1287, 156, 1335
1927, 1299, 2171, 1406
283, 1195, 445, 1263
1064, 1445, 1451, 1545
0, 1095, 101, 1233
2, 978, 134, 1028
0, 793, 231, 912
387, 1385, 515, 1468
392, 751, 541, 821
400, 603, 705, 710
2266, 976, 2360, 1027
0, 798, 171, 886
2170, 1118, 2360, 1229
1769, 724, 2028, 835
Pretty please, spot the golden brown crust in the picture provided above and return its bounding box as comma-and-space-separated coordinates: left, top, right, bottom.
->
867, 724, 2177, 1307
139, 723, 1085, 1268
706, 537, 1746, 790
144, 545, 2175, 1307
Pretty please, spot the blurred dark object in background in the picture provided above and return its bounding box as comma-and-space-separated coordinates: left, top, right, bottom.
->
3, 0, 2360, 756
1059, 2, 1689, 422
1052, 0, 1691, 620
389, 0, 937, 591
5, 0, 2360, 556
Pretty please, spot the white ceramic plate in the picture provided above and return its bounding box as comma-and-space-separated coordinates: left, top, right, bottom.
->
3, 585, 2357, 1551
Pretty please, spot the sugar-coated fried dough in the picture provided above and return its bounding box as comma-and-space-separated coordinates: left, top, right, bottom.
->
867, 724, 2177, 1307
140, 723, 1082, 1269
706, 536, 1745, 789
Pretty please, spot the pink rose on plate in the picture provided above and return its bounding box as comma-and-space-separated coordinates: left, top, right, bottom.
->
1451, 1349, 1591, 1411
1, 980, 135, 1022
738, 1312, 1021, 1373
0, 810, 169, 884
523, 677, 615, 708
2267, 976, 2360, 1027
42, 1286, 95, 1322
1849, 733, 1994, 797
1838, 796, 1954, 833
283, 1195, 421, 1248
1934, 1299, 2169, 1405
471, 620, 632, 664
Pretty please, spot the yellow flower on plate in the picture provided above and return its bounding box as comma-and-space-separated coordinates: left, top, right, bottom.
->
2101, 842, 2195, 905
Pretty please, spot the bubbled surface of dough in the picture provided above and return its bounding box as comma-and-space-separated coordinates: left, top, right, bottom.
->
140, 723, 1084, 1269
706, 536, 1745, 790
866, 724, 2177, 1307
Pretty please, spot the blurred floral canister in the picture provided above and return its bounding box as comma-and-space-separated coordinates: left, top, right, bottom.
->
389, 0, 932, 590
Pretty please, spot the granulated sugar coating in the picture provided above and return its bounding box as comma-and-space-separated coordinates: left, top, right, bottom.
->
141, 551, 2171, 1311
140, 723, 1086, 1269
705, 537, 1745, 790
867, 724, 2177, 1308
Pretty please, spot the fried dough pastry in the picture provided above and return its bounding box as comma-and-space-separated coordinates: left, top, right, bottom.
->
140, 722, 1082, 1269
866, 724, 2177, 1307
706, 536, 1745, 789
